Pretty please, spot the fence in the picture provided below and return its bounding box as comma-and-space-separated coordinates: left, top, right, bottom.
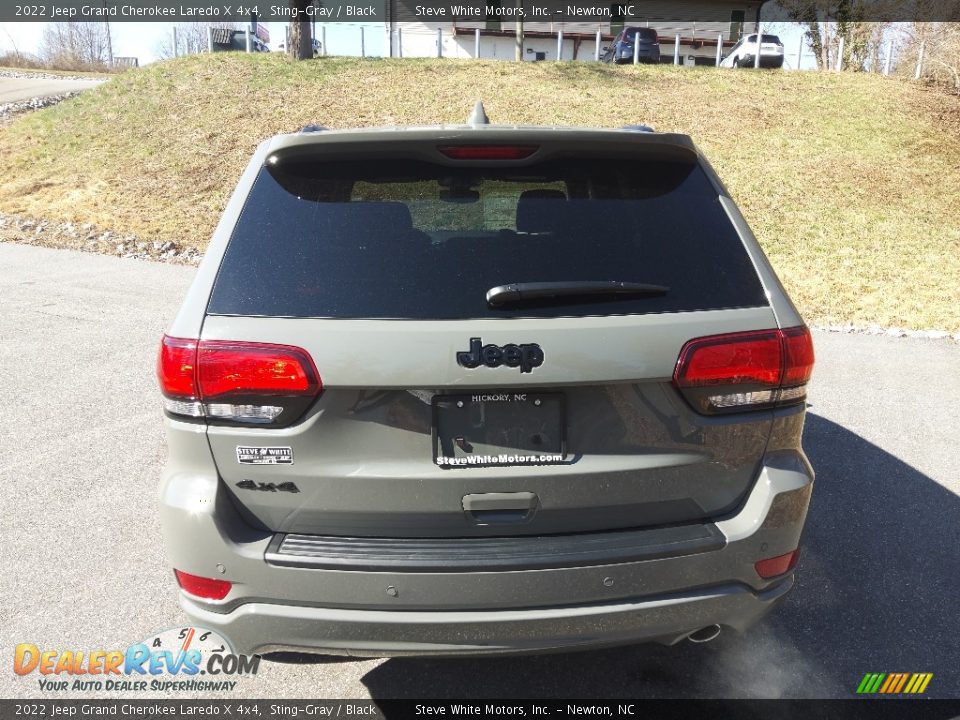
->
204, 24, 918, 75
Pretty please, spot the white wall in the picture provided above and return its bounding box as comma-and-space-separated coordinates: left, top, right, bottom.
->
393, 30, 605, 61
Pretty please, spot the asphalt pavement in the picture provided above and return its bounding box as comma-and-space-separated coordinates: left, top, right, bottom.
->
1, 242, 957, 699
0, 75, 104, 104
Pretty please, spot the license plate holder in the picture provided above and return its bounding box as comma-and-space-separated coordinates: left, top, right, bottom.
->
432, 392, 565, 468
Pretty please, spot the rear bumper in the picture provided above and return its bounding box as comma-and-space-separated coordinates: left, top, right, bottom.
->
615, 54, 659, 64
159, 422, 814, 656
739, 54, 785, 68
616, 46, 660, 62
182, 578, 792, 657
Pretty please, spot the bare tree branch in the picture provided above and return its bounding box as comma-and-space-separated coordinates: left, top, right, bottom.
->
155, 22, 241, 59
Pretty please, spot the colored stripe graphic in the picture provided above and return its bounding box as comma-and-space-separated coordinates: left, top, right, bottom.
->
857, 672, 932, 694
893, 673, 910, 693
878, 674, 896, 693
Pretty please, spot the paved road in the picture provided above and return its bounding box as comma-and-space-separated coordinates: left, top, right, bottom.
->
1, 243, 957, 700
0, 76, 104, 103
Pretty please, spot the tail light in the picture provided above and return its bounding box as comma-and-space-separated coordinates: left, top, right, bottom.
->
174, 570, 232, 601
673, 326, 814, 414
157, 336, 321, 426
755, 549, 800, 579
437, 145, 538, 160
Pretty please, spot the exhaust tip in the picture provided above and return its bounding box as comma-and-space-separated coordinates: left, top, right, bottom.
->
687, 624, 722, 644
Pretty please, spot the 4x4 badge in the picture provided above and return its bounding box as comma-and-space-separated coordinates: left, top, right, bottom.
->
456, 337, 544, 374
236, 480, 300, 493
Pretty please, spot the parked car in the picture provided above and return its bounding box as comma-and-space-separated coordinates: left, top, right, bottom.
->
157, 105, 815, 657
275, 38, 322, 55
720, 33, 785, 68
601, 26, 661, 64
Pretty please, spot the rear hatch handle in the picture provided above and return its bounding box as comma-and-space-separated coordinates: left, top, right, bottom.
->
462, 492, 540, 525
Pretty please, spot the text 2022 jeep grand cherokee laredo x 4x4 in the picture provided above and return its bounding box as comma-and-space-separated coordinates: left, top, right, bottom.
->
156, 110, 815, 657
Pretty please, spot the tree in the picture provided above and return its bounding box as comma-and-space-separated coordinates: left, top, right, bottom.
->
156, 22, 240, 59
515, 0, 524, 61
288, 0, 313, 60
779, 0, 893, 70
40, 22, 111, 70
898, 22, 960, 92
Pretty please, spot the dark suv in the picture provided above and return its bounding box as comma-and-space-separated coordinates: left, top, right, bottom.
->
157, 110, 815, 657
602, 27, 661, 64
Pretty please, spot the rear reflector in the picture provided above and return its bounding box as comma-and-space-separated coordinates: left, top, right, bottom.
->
673, 326, 814, 413
437, 145, 538, 160
174, 570, 232, 600
157, 336, 321, 425
755, 549, 800, 579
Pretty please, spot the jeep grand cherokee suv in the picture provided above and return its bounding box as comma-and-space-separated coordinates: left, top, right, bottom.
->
157, 111, 815, 657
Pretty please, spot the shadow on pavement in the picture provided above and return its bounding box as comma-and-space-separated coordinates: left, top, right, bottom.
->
359, 414, 960, 699
261, 652, 355, 665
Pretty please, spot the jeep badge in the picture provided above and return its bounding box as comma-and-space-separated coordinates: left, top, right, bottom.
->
456, 337, 545, 374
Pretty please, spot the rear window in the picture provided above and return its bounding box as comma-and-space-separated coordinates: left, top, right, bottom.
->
625, 28, 658, 41
207, 156, 767, 320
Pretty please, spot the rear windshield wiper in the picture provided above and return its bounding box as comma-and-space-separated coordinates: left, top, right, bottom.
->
486, 281, 669, 308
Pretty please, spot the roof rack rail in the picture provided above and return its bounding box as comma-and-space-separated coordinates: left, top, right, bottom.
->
622, 124, 656, 133
300, 124, 328, 133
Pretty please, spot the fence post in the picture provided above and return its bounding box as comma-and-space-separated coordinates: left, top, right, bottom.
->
915, 41, 924, 79
754, 25, 761, 68
360, 26, 365, 57
797, 36, 803, 69
716, 33, 722, 66
207, 26, 214, 53
836, 36, 844, 71
634, 33, 640, 64
398, 28, 403, 58
595, 29, 601, 61
245, 29, 252, 53
438, 28, 443, 57
884, 39, 893, 75
674, 33, 680, 65
557, 29, 563, 60
172, 26, 178, 57
475, 28, 480, 57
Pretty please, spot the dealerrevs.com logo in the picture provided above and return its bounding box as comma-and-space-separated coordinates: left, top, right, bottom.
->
13, 627, 259, 692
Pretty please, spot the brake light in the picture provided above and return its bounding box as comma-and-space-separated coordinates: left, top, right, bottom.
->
157, 337, 198, 398
174, 570, 232, 600
437, 145, 538, 160
755, 549, 800, 579
157, 336, 321, 425
673, 326, 814, 413
781, 326, 815, 386
197, 341, 318, 398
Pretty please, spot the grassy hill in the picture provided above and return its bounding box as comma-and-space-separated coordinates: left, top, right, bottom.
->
1, 52, 958, 331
